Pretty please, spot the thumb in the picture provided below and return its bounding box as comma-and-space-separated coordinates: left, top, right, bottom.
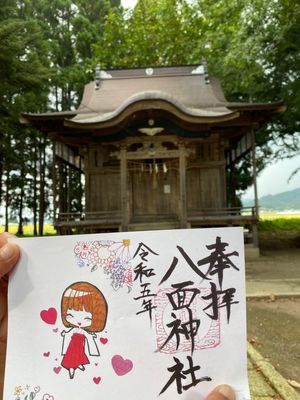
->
0, 242, 20, 278
206, 385, 236, 400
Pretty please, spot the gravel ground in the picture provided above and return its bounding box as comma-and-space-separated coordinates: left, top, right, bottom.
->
246, 233, 300, 394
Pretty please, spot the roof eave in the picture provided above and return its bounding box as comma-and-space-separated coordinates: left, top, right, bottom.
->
20, 111, 77, 124
227, 101, 286, 113
65, 99, 239, 130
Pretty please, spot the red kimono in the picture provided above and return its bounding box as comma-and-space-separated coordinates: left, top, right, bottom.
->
61, 333, 90, 369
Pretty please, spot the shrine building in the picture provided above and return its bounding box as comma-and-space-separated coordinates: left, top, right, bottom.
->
21, 64, 285, 250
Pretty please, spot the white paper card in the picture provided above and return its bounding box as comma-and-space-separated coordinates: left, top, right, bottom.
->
5, 227, 250, 400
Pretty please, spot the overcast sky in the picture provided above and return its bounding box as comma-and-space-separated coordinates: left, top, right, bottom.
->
243, 153, 300, 199
121, 0, 137, 7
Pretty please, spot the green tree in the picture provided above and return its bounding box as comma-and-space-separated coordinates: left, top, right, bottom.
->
195, 0, 300, 159
0, 3, 50, 233
27, 0, 122, 111
0, 0, 121, 232
95, 0, 204, 68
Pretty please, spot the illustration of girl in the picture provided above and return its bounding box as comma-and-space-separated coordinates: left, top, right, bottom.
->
60, 281, 108, 379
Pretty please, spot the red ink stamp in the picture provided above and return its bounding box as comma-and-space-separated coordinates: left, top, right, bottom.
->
154, 287, 220, 354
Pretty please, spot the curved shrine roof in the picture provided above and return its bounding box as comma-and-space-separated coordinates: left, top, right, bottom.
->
21, 64, 285, 141
68, 65, 238, 127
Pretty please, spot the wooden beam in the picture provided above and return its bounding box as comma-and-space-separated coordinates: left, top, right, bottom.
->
188, 160, 226, 169
124, 149, 180, 160
179, 143, 187, 228
118, 135, 180, 144
113, 143, 193, 161
52, 143, 57, 220
54, 141, 83, 170
120, 146, 129, 231
251, 131, 259, 248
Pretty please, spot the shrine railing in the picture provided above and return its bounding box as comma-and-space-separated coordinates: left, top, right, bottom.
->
187, 206, 257, 217
54, 207, 257, 225
54, 211, 122, 229
187, 207, 258, 225
53, 207, 258, 244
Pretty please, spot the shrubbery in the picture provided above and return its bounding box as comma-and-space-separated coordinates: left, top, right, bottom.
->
259, 217, 300, 231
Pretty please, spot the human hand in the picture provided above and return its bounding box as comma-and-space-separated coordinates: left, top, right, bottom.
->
206, 385, 236, 400
0, 233, 20, 393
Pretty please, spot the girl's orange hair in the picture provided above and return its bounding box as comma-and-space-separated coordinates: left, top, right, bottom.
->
61, 282, 107, 332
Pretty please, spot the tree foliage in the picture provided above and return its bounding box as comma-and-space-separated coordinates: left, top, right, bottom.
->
94, 0, 300, 182
0, 0, 119, 233
199, 0, 300, 159
95, 0, 204, 67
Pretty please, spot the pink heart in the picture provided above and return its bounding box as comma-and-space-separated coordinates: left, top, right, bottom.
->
43, 352, 50, 357
100, 337, 108, 345
42, 395, 54, 400
40, 308, 57, 325
93, 377, 101, 384
53, 366, 61, 374
52, 328, 58, 333
111, 355, 133, 376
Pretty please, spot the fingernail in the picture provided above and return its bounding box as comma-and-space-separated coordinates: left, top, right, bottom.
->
0, 243, 15, 260
215, 385, 236, 400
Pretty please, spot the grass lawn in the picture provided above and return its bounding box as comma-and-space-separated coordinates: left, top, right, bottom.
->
259, 212, 300, 231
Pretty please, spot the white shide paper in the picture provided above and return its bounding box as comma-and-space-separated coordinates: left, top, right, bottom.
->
5, 227, 250, 400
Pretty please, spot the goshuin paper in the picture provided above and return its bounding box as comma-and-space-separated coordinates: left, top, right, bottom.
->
5, 227, 250, 400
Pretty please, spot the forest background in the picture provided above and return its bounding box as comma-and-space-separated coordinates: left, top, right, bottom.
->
0, 0, 300, 235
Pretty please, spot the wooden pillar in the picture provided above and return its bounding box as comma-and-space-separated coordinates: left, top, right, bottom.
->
251, 131, 259, 248
52, 142, 57, 222
67, 165, 71, 214
83, 147, 89, 213
179, 143, 187, 229
228, 149, 237, 208
120, 146, 129, 231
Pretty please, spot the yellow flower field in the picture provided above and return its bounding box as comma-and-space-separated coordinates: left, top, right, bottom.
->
0, 224, 57, 236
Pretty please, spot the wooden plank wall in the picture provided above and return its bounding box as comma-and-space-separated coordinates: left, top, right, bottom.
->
85, 138, 226, 215
187, 138, 226, 210
130, 169, 179, 218
85, 145, 121, 212
88, 171, 121, 211
186, 167, 225, 209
